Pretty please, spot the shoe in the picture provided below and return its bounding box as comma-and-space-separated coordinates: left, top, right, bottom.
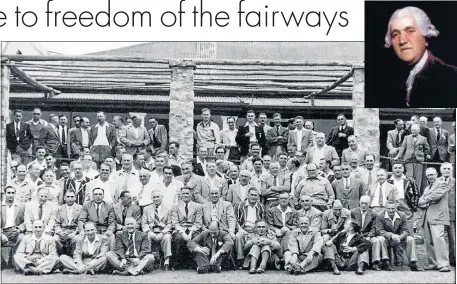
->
88, 269, 95, 275
382, 261, 394, 271
329, 260, 340, 275
293, 269, 302, 276
424, 265, 438, 270
23, 268, 33, 276
112, 270, 129, 276
163, 264, 170, 271
256, 267, 265, 274
285, 266, 294, 275
394, 261, 404, 267
372, 262, 381, 271
62, 269, 71, 274
249, 268, 256, 274
197, 267, 208, 274
439, 267, 451, 272
213, 266, 221, 273
410, 261, 423, 271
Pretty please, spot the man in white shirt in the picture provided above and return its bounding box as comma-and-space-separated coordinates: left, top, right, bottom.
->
27, 147, 47, 172
86, 163, 115, 204
89, 111, 116, 168
113, 154, 139, 203
368, 169, 399, 213
195, 108, 221, 155
5, 164, 36, 203
132, 169, 155, 209
220, 116, 239, 162
154, 166, 183, 208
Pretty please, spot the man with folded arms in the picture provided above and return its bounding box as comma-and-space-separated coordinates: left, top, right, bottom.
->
260, 162, 291, 211
296, 163, 335, 212
170, 187, 203, 269
14, 220, 59, 275
106, 217, 155, 275
53, 190, 82, 254
284, 216, 323, 275
59, 221, 108, 275
187, 220, 234, 274
418, 167, 450, 272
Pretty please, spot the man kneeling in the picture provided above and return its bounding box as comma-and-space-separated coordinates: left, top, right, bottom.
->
187, 220, 234, 274
245, 219, 280, 274
59, 222, 108, 274
106, 217, 155, 275
284, 216, 323, 275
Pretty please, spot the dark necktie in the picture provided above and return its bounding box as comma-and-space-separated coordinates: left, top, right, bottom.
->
61, 127, 66, 144
368, 171, 373, 187
211, 237, 217, 257
34, 239, 41, 253
38, 205, 43, 219
122, 206, 127, 225
345, 178, 349, 190
437, 128, 441, 142
274, 176, 277, 186
276, 126, 280, 136
154, 206, 160, 226
15, 123, 20, 136
96, 204, 100, 220
128, 233, 135, 258
185, 203, 189, 218
378, 183, 383, 206
396, 132, 401, 146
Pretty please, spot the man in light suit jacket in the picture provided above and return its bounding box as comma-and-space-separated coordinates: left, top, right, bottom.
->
59, 221, 108, 274
418, 167, 450, 272
448, 122, 456, 165
326, 114, 354, 157
89, 112, 117, 167
266, 113, 289, 161
6, 109, 34, 165
120, 116, 150, 155
341, 135, 370, 166
14, 219, 59, 275
197, 161, 228, 203
147, 116, 168, 154
39, 114, 64, 161
295, 195, 322, 231
332, 164, 366, 210
202, 188, 236, 239
429, 117, 449, 166
260, 162, 291, 210
395, 124, 431, 192
305, 132, 339, 167
439, 163, 456, 266
387, 119, 406, 166
170, 187, 203, 270
53, 190, 82, 254
24, 187, 58, 235
69, 117, 91, 160
367, 169, 399, 213
113, 191, 141, 232
235, 110, 266, 159
226, 170, 253, 206
287, 116, 313, 154
176, 161, 204, 204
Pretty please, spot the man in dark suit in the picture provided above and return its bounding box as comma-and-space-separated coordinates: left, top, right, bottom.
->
58, 114, 69, 159
326, 114, 354, 157
148, 116, 168, 154
235, 110, 266, 160
106, 217, 155, 275
383, 6, 457, 107
440, 163, 456, 266
113, 191, 141, 233
429, 117, 449, 168
187, 220, 234, 274
39, 113, 64, 162
265, 113, 288, 162
69, 116, 91, 160
6, 109, 34, 165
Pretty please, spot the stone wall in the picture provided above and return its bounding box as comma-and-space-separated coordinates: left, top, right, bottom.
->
168, 60, 196, 160
351, 65, 380, 159
1, 64, 10, 187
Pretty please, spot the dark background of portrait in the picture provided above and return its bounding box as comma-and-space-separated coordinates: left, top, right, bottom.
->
365, 1, 457, 107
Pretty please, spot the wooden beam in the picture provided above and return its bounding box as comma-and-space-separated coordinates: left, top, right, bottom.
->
9, 65, 61, 95
1, 64, 9, 187
304, 69, 355, 105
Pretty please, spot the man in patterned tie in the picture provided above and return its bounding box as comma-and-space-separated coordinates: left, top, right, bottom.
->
367, 169, 399, 213
106, 217, 155, 275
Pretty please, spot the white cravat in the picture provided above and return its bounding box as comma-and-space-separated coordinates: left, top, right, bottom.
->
405, 50, 428, 106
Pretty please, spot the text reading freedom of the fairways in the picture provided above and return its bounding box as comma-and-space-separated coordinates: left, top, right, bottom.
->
0, 0, 349, 35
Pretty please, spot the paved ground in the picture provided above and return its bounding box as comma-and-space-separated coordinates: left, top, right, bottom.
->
1, 266, 455, 283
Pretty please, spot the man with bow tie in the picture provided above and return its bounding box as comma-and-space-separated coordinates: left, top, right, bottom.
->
14, 219, 59, 275
6, 109, 33, 165
418, 167, 450, 272
106, 217, 155, 275
53, 190, 82, 255
187, 220, 234, 274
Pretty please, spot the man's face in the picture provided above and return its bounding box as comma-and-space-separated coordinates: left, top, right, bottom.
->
14, 112, 23, 123
300, 197, 312, 211
152, 193, 162, 207
82, 155, 93, 169
316, 135, 325, 146
93, 189, 104, 203
73, 117, 81, 127
32, 222, 44, 238
121, 192, 133, 207
227, 118, 235, 129
59, 116, 67, 126
386, 203, 396, 219
256, 221, 267, 236
140, 149, 150, 160
163, 169, 174, 182
43, 172, 54, 183
84, 223, 96, 239
122, 156, 133, 170
419, 118, 427, 127
206, 163, 217, 176
215, 149, 225, 160
36, 149, 46, 159
349, 156, 359, 167
181, 189, 191, 203
125, 219, 136, 233
295, 119, 304, 129
259, 115, 267, 125
365, 156, 375, 170
135, 154, 145, 167
112, 116, 120, 126
333, 166, 342, 178
262, 157, 271, 169
100, 165, 111, 179
45, 156, 54, 167
360, 197, 370, 212
198, 148, 208, 159
273, 116, 281, 126
396, 120, 404, 131
209, 225, 219, 238
30, 165, 41, 178
104, 158, 115, 169
426, 170, 438, 183
239, 172, 251, 186
97, 113, 105, 123
287, 147, 296, 157
169, 144, 178, 155
210, 190, 220, 203
299, 219, 310, 234
155, 157, 165, 169
16, 165, 27, 181
139, 171, 150, 185
341, 165, 351, 178
390, 15, 428, 65
441, 165, 453, 178
433, 118, 442, 128
392, 164, 404, 177
60, 166, 70, 179
333, 207, 342, 217
318, 159, 327, 171
5, 188, 16, 202
74, 164, 83, 179
248, 190, 259, 204
411, 126, 419, 136
181, 164, 192, 176
253, 161, 263, 172
348, 137, 357, 149
202, 111, 211, 122
149, 118, 157, 128
377, 170, 387, 184
133, 117, 142, 127
37, 189, 49, 205
278, 155, 287, 167
270, 165, 279, 177
246, 112, 255, 122
304, 121, 313, 130
32, 109, 42, 120
251, 146, 260, 157
307, 165, 318, 178
229, 166, 239, 180
279, 195, 289, 206
337, 116, 346, 126
65, 192, 76, 206
80, 118, 90, 128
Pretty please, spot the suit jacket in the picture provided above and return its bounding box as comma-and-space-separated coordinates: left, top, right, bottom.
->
397, 134, 430, 162
141, 204, 172, 234
287, 128, 313, 153
235, 125, 266, 156
176, 174, 203, 203
449, 134, 456, 164
113, 230, 151, 260
305, 145, 340, 166
202, 201, 236, 234
69, 127, 91, 156
1, 202, 26, 232
62, 177, 91, 205
171, 201, 203, 233
266, 205, 298, 230
428, 128, 449, 161
39, 124, 62, 155
24, 201, 58, 233
321, 208, 351, 236
375, 210, 409, 240
119, 125, 150, 155
388, 51, 457, 108
73, 233, 108, 263
197, 176, 228, 204
187, 229, 234, 255
420, 180, 449, 226
260, 174, 291, 200
287, 228, 323, 256
387, 176, 420, 212
367, 182, 399, 206
440, 177, 456, 221
54, 203, 82, 235
113, 202, 142, 231
350, 207, 377, 238
341, 147, 370, 166
296, 206, 322, 230
191, 159, 206, 177
266, 125, 289, 147
332, 231, 371, 255
16, 233, 57, 259
148, 124, 168, 151
6, 122, 33, 153
235, 200, 265, 230
326, 125, 354, 152
78, 201, 116, 232
387, 129, 406, 151
226, 183, 254, 206
332, 177, 366, 210
89, 123, 117, 149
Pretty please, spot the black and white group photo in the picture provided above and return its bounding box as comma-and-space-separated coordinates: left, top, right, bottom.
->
0, 41, 455, 283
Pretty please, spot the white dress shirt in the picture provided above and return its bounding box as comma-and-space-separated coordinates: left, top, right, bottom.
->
296, 128, 303, 151
85, 235, 100, 255
391, 176, 405, 200
93, 122, 110, 146
3, 201, 17, 229
371, 182, 387, 207
66, 204, 74, 222
312, 146, 325, 164
156, 179, 183, 208
81, 128, 89, 147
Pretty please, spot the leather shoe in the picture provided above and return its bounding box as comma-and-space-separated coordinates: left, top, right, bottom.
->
213, 266, 221, 273
197, 267, 208, 274
439, 267, 451, 272
382, 261, 394, 271
249, 268, 256, 274
372, 263, 381, 271
23, 268, 33, 276
62, 269, 72, 274
256, 267, 265, 274
163, 264, 170, 271
424, 265, 438, 271
355, 263, 364, 275
410, 262, 423, 271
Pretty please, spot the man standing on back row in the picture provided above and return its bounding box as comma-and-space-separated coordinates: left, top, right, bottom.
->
326, 114, 354, 157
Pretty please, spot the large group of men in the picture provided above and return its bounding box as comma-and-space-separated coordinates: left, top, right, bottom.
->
1, 107, 455, 277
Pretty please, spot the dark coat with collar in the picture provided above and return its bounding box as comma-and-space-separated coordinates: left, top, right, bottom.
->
6, 122, 33, 153
235, 125, 266, 156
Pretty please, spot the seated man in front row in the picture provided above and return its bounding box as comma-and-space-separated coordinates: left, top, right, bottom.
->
187, 220, 234, 274
14, 220, 59, 275
376, 200, 422, 271
54, 190, 82, 254
106, 217, 155, 276
59, 221, 108, 275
